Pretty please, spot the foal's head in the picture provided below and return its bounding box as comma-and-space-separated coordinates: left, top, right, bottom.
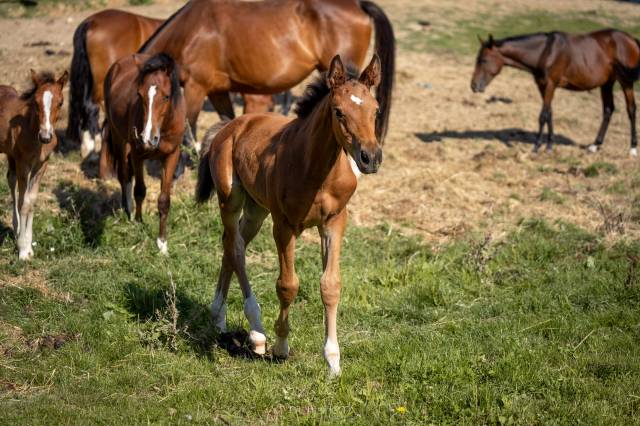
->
327, 54, 382, 174
23, 70, 67, 144
134, 53, 180, 148
471, 35, 504, 93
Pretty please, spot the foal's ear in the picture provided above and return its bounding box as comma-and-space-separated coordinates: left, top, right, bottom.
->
359, 54, 381, 89
327, 55, 346, 89
488, 34, 495, 47
57, 70, 69, 88
30, 69, 40, 86
477, 34, 485, 45
133, 54, 145, 72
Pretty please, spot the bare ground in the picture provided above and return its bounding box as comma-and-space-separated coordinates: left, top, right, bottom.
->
1, 0, 639, 246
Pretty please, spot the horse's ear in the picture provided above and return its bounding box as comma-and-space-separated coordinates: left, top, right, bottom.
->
488, 34, 495, 47
30, 69, 40, 86
359, 54, 381, 89
133, 55, 145, 72
327, 55, 346, 89
57, 70, 69, 88
477, 34, 485, 45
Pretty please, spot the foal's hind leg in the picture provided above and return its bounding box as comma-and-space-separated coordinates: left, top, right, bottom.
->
217, 183, 267, 354
117, 152, 133, 220
622, 83, 638, 157
132, 156, 146, 223
589, 83, 615, 154
211, 198, 268, 332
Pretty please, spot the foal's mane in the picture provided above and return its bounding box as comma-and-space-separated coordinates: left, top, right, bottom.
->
137, 53, 181, 107
19, 71, 55, 101
295, 66, 359, 119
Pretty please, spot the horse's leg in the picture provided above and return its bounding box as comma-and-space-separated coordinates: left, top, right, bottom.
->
132, 155, 146, 223
318, 209, 347, 377
184, 79, 207, 142
534, 82, 555, 152
589, 82, 615, 154
208, 92, 236, 122
14, 165, 38, 260
7, 157, 18, 235
622, 83, 638, 157
22, 163, 46, 261
217, 182, 267, 354
157, 149, 180, 256
211, 197, 268, 333
272, 220, 299, 360
117, 152, 133, 220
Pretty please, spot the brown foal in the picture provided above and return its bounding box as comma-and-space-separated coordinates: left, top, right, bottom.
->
102, 53, 185, 255
471, 29, 640, 155
0, 70, 67, 260
196, 54, 383, 376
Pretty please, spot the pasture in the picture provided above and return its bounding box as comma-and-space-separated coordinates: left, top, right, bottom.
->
1, 0, 640, 423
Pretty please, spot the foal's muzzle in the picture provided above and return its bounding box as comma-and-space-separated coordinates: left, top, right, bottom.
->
471, 80, 485, 93
354, 142, 382, 174
38, 129, 53, 144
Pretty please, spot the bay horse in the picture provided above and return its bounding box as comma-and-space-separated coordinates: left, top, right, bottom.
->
471, 29, 640, 155
102, 53, 185, 255
139, 0, 395, 143
67, 9, 280, 159
0, 70, 68, 260
196, 54, 383, 376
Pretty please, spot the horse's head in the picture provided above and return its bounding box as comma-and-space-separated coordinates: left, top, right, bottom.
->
471, 35, 503, 93
29, 69, 67, 144
134, 54, 178, 148
327, 54, 382, 175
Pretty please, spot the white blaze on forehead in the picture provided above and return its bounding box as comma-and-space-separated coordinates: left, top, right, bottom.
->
143, 85, 157, 142
43, 91, 53, 134
350, 94, 363, 106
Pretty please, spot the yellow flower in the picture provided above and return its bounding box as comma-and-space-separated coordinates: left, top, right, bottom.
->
395, 405, 407, 414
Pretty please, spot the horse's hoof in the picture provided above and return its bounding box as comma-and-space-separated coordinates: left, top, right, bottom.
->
630, 148, 638, 158
532, 145, 541, 154
272, 337, 289, 359
324, 340, 341, 377
18, 248, 33, 261
587, 144, 599, 153
249, 330, 267, 355
156, 238, 169, 256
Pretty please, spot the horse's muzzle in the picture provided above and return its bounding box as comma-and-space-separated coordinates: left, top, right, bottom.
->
471, 80, 485, 93
38, 130, 53, 144
354, 143, 382, 174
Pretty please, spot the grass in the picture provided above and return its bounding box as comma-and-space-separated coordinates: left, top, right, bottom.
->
1, 159, 639, 424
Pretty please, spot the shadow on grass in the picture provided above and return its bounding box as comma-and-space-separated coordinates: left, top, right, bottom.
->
0, 221, 13, 246
53, 181, 119, 247
123, 282, 285, 363
415, 128, 577, 148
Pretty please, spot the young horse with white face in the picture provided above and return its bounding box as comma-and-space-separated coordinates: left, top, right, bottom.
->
196, 54, 383, 376
0, 70, 67, 260
102, 53, 185, 255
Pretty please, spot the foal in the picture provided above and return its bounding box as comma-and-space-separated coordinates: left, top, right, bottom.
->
102, 53, 185, 255
196, 54, 383, 376
0, 70, 67, 260
471, 30, 640, 155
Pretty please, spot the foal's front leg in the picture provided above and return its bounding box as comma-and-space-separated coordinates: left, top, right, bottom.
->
132, 155, 146, 223
157, 149, 180, 256
318, 209, 348, 377
7, 159, 18, 236
15, 164, 46, 260
272, 221, 299, 359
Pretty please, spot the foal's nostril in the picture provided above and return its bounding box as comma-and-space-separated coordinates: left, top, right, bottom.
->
360, 150, 370, 165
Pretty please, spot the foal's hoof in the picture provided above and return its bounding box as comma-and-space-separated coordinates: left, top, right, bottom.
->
156, 238, 169, 256
630, 148, 638, 158
587, 144, 599, 153
272, 337, 289, 359
18, 248, 33, 261
249, 330, 267, 355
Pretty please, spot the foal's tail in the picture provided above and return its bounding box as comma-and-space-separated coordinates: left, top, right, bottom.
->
360, 0, 395, 142
195, 122, 227, 203
66, 19, 100, 145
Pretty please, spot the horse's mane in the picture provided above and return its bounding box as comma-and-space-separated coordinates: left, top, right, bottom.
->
20, 71, 55, 101
137, 53, 181, 107
295, 66, 359, 119
138, 2, 190, 53
492, 32, 555, 47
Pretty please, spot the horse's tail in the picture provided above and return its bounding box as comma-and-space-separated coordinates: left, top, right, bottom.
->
360, 0, 395, 142
196, 122, 227, 203
66, 20, 100, 145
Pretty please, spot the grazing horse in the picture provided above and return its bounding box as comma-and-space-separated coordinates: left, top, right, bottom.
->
0, 70, 67, 260
102, 53, 185, 255
67, 9, 280, 159
196, 54, 383, 376
139, 0, 395, 143
471, 30, 640, 155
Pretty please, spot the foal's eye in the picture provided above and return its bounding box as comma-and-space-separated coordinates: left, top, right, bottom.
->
334, 109, 344, 120
163, 95, 170, 102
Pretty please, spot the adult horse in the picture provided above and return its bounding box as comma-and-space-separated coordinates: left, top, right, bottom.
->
196, 54, 383, 376
67, 9, 280, 158
139, 0, 395, 142
471, 30, 640, 155
0, 70, 68, 260
102, 53, 185, 255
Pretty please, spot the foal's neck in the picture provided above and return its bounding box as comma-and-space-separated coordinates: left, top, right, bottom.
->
498, 34, 551, 73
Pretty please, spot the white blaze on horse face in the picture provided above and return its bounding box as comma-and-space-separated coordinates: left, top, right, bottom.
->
42, 90, 53, 136
143, 85, 157, 144
350, 94, 363, 106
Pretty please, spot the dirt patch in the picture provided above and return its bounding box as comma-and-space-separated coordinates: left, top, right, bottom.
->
1, 269, 72, 303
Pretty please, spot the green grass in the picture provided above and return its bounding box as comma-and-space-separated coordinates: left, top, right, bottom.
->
1, 159, 639, 423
